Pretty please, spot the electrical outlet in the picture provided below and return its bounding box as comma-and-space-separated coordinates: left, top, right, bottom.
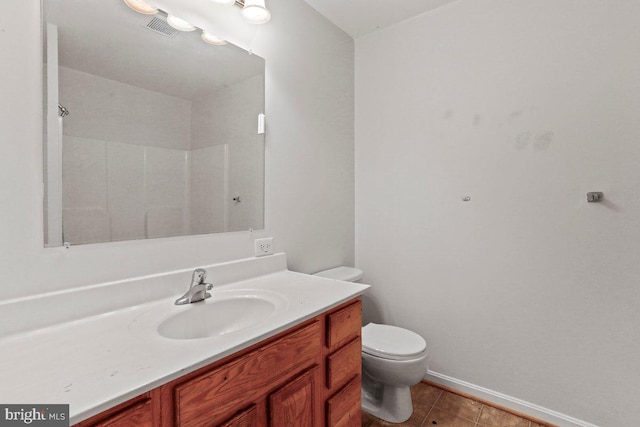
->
255, 237, 274, 257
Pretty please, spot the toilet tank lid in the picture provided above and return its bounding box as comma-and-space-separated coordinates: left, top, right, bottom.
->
362, 323, 427, 359
313, 266, 363, 282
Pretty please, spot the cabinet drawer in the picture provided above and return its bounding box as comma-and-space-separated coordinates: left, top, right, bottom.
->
326, 301, 361, 350
175, 321, 321, 426
325, 376, 361, 427
326, 337, 361, 390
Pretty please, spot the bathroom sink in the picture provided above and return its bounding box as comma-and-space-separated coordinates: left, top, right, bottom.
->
157, 290, 286, 340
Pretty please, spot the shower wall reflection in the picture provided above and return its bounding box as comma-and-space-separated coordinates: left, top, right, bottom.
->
59, 67, 264, 244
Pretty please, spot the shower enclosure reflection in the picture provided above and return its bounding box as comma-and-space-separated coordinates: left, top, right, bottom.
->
43, 0, 265, 246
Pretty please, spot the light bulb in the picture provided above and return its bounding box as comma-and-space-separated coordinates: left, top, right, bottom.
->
210, 0, 236, 4
123, 0, 158, 15
242, 0, 271, 24
166, 15, 197, 32
201, 31, 227, 46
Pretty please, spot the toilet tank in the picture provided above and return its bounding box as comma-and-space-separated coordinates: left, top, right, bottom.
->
313, 266, 363, 282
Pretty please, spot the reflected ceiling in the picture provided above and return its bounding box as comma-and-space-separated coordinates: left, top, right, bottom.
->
45, 0, 263, 100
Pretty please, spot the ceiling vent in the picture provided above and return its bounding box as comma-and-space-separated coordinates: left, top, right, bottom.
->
144, 16, 178, 38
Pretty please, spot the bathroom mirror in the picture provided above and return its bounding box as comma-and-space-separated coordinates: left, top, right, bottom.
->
42, 0, 265, 247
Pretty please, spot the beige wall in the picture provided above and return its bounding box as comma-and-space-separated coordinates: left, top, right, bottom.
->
355, 1, 640, 426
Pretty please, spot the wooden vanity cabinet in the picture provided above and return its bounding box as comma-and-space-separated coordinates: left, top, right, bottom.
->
75, 298, 362, 427
323, 301, 363, 427
74, 391, 160, 427
168, 320, 323, 427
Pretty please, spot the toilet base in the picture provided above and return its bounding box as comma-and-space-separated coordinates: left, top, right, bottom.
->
361, 378, 413, 423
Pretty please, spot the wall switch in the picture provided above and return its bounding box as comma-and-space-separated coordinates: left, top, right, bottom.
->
255, 237, 274, 257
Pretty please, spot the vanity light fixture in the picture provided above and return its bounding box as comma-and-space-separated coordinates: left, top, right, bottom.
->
123, 0, 158, 15
201, 30, 227, 45
122, 0, 271, 47
241, 0, 271, 24
166, 14, 197, 32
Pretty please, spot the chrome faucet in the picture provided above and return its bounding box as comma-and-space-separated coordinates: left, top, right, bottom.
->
175, 268, 214, 305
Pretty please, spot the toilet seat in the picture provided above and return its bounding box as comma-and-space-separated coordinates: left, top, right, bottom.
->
362, 323, 427, 361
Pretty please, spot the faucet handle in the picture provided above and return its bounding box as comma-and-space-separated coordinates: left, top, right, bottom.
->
205, 283, 213, 291
191, 268, 207, 285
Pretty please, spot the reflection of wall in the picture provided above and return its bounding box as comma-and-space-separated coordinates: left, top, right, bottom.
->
191, 74, 264, 232
62, 136, 188, 244
191, 74, 264, 150
227, 140, 263, 232
189, 145, 227, 234
61, 136, 109, 244
59, 67, 191, 150
59, 68, 264, 243
59, 68, 192, 243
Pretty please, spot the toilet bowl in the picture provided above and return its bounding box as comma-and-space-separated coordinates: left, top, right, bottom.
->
314, 267, 429, 424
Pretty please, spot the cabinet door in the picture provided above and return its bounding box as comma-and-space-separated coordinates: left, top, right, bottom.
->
74, 394, 154, 427
268, 367, 319, 427
219, 405, 258, 427
96, 402, 153, 427
175, 321, 321, 426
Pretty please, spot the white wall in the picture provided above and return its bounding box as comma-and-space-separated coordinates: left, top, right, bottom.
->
59, 67, 193, 243
355, 1, 640, 426
60, 67, 192, 150
0, 0, 353, 301
191, 74, 265, 232
60, 69, 265, 242
191, 74, 264, 151
189, 145, 227, 235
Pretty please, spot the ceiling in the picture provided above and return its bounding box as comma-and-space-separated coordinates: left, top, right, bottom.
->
46, 0, 264, 101
302, 0, 460, 39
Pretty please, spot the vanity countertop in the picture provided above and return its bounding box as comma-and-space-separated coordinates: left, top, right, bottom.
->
0, 254, 369, 424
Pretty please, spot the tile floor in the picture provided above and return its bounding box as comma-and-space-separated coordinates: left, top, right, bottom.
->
361, 382, 555, 427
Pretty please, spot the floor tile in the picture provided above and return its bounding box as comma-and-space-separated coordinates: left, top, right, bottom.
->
433, 391, 482, 423
476, 405, 530, 427
422, 407, 476, 427
369, 419, 392, 427
411, 382, 443, 405
362, 411, 375, 427
402, 400, 432, 427
363, 382, 557, 427
365, 402, 431, 427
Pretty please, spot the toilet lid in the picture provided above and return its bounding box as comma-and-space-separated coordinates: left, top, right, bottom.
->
362, 323, 427, 360
313, 266, 363, 282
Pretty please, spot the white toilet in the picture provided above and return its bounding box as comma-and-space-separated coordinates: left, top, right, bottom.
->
314, 267, 429, 424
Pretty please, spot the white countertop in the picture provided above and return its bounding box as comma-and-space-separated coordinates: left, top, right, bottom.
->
0, 254, 369, 424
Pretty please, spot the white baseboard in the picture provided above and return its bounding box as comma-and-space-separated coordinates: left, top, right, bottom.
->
424, 371, 600, 427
